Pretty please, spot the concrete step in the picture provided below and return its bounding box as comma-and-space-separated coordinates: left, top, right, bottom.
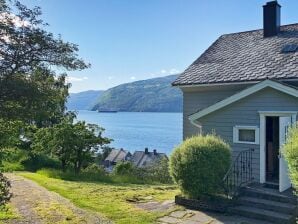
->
242, 187, 297, 204
230, 205, 294, 224
264, 182, 279, 189
238, 196, 297, 215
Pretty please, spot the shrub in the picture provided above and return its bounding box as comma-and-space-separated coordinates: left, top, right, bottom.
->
283, 125, 298, 191
136, 158, 173, 184
0, 148, 26, 172
169, 135, 231, 199
113, 161, 134, 176
0, 173, 11, 207
20, 153, 60, 171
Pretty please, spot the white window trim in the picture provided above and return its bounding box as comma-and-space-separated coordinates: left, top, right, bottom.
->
233, 125, 260, 145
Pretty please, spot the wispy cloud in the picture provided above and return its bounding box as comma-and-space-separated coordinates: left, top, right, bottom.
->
108, 76, 113, 80
66, 76, 88, 82
130, 76, 136, 80
147, 68, 180, 78
160, 69, 167, 74
169, 68, 180, 74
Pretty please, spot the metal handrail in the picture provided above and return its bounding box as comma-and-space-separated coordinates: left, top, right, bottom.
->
222, 148, 254, 199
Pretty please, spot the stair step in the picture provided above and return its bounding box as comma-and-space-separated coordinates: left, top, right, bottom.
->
264, 182, 279, 189
230, 205, 294, 224
238, 196, 297, 215
242, 187, 297, 204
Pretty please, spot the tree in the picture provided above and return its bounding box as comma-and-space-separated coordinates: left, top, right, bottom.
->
0, 0, 89, 125
0, 1, 89, 77
32, 114, 111, 173
0, 68, 69, 126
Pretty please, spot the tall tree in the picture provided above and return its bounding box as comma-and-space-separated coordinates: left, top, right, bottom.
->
0, 0, 89, 125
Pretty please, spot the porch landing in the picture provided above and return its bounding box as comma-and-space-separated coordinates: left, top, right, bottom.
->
230, 183, 297, 224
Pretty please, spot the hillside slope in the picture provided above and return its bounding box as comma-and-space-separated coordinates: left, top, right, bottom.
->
92, 75, 182, 112
67, 90, 103, 110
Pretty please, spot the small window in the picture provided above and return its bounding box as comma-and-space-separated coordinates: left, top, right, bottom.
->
233, 126, 259, 144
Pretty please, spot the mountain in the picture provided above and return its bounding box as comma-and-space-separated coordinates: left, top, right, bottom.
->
67, 90, 103, 110
92, 75, 182, 112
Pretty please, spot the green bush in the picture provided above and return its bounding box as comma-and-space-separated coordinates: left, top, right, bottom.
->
0, 161, 24, 172
113, 161, 134, 176
20, 153, 61, 171
0, 148, 60, 172
283, 125, 298, 191
112, 159, 173, 184
134, 158, 173, 184
0, 173, 11, 207
0, 148, 26, 172
169, 135, 231, 199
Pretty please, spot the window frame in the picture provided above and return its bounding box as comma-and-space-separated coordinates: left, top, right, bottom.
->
233, 125, 260, 145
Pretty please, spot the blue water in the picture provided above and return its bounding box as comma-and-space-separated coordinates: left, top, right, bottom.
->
76, 110, 183, 155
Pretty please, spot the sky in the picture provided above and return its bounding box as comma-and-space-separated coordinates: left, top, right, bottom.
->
21, 0, 298, 93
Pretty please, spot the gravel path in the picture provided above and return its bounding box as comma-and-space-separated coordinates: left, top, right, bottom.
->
4, 173, 111, 224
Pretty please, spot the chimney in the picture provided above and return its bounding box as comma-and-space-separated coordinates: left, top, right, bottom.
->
145, 148, 149, 154
153, 149, 157, 155
263, 1, 281, 37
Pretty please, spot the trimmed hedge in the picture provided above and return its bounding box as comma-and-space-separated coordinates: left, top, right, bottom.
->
283, 125, 298, 191
169, 135, 231, 199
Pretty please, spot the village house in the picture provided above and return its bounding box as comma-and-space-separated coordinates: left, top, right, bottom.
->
103, 148, 131, 171
130, 148, 167, 168
104, 148, 167, 170
173, 1, 298, 223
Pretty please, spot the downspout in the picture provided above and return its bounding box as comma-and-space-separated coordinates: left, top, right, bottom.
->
189, 117, 202, 134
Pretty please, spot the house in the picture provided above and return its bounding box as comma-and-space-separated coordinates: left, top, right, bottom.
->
103, 148, 131, 171
173, 1, 297, 222
130, 148, 167, 168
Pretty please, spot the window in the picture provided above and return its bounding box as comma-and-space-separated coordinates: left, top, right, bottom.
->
233, 126, 259, 144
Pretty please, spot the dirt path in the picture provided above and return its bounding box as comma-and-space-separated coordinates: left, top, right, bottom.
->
4, 173, 111, 224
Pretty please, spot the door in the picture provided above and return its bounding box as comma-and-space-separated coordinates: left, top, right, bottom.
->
279, 116, 292, 192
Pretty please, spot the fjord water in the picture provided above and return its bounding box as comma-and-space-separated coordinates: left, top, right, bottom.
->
76, 110, 183, 154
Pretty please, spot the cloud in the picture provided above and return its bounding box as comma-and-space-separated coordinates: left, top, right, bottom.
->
66, 76, 88, 82
160, 69, 167, 74
108, 76, 113, 80
130, 76, 136, 80
169, 68, 180, 74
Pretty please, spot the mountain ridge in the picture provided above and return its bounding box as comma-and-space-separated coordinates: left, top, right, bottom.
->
68, 75, 182, 112
67, 90, 104, 110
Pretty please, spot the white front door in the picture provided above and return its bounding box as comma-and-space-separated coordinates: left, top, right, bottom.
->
279, 116, 292, 192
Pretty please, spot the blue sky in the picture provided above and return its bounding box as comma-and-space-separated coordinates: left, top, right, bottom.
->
21, 0, 298, 92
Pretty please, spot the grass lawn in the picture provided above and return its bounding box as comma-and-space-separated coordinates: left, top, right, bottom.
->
20, 172, 180, 224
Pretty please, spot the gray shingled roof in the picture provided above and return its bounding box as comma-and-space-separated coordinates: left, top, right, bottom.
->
105, 149, 131, 163
173, 24, 298, 86
130, 151, 167, 168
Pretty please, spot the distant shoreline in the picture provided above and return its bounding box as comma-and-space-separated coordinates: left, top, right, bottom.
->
74, 110, 183, 113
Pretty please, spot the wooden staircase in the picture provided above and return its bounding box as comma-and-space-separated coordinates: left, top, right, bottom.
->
230, 184, 297, 224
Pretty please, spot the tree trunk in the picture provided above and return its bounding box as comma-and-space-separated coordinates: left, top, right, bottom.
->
61, 159, 66, 172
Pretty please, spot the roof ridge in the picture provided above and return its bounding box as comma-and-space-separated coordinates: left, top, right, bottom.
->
221, 23, 298, 37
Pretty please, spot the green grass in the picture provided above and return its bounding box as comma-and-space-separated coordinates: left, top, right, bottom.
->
36, 168, 165, 185
20, 172, 180, 224
0, 204, 19, 223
